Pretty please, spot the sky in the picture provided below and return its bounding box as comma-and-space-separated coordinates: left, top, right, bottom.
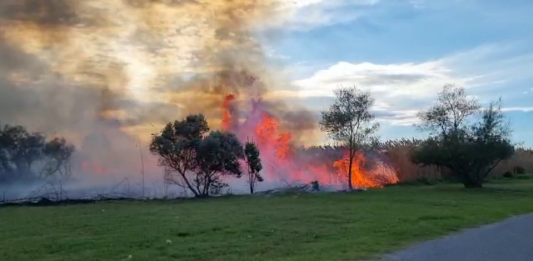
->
262, 0, 533, 147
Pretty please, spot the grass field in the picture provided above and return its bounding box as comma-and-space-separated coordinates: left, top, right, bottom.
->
1, 177, 533, 261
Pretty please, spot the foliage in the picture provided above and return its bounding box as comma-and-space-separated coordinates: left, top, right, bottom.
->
150, 115, 208, 197
195, 131, 244, 196
412, 85, 515, 188
243, 141, 263, 194
320, 86, 379, 190
0, 123, 75, 184
150, 114, 246, 197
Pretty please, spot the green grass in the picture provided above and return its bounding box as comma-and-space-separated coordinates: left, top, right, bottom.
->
2, 178, 533, 261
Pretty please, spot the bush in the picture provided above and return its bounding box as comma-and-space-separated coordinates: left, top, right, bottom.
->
503, 171, 514, 178
513, 166, 526, 175
416, 176, 436, 185
411, 85, 514, 188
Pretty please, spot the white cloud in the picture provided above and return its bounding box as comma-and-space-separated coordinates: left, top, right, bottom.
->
288, 43, 533, 126
265, 0, 381, 31
291, 60, 464, 125
502, 107, 533, 112
373, 109, 420, 126
293, 61, 467, 97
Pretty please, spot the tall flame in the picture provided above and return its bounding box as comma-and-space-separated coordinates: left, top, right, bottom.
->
222, 94, 236, 131
221, 94, 399, 190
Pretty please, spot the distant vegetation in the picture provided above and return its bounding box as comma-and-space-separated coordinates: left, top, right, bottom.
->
1, 85, 532, 193
0, 124, 75, 186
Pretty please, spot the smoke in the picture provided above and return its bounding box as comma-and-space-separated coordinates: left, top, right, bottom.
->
0, 0, 314, 136
0, 0, 328, 198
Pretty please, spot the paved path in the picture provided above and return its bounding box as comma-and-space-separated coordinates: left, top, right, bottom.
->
375, 214, 533, 261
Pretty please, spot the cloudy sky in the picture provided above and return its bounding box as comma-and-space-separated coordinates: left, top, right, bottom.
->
263, 0, 533, 146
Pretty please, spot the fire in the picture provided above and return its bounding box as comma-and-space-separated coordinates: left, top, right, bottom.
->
222, 95, 235, 131
221, 94, 399, 190
333, 153, 384, 188
255, 113, 279, 145
275, 133, 292, 160
81, 161, 106, 176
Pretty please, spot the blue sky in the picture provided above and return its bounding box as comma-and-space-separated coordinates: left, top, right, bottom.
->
260, 0, 533, 147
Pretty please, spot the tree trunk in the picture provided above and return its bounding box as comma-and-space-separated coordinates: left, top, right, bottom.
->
462, 174, 483, 188
249, 180, 254, 194
348, 152, 354, 191
177, 171, 200, 198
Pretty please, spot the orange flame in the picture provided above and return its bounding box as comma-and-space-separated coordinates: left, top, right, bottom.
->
255, 113, 279, 145
81, 161, 105, 175
333, 153, 379, 188
222, 95, 235, 131
221, 94, 399, 190
275, 132, 292, 160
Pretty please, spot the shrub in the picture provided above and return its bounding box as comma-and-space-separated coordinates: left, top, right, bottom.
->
513, 166, 526, 175
503, 171, 514, 178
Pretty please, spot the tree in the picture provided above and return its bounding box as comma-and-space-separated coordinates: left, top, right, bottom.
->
416, 84, 480, 137
195, 131, 244, 196
0, 123, 75, 184
320, 87, 379, 190
412, 85, 515, 188
42, 137, 75, 180
150, 114, 245, 197
244, 141, 263, 194
150, 114, 209, 197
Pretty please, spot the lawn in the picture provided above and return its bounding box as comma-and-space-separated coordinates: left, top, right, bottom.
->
1, 178, 533, 261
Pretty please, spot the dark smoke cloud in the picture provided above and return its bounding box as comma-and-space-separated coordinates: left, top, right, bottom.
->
0, 0, 318, 147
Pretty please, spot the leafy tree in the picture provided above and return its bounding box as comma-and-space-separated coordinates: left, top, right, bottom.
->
150, 114, 245, 197
244, 141, 263, 194
0, 123, 75, 184
412, 85, 515, 188
195, 131, 244, 196
320, 87, 379, 190
150, 114, 209, 197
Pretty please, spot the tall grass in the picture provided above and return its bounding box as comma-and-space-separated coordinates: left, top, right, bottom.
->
382, 139, 533, 182
491, 147, 533, 175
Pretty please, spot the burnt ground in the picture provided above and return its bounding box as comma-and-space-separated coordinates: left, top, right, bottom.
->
374, 213, 533, 261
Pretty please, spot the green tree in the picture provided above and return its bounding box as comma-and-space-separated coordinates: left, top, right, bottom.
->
195, 131, 244, 196
320, 87, 379, 190
244, 141, 263, 194
150, 114, 245, 197
412, 85, 515, 188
